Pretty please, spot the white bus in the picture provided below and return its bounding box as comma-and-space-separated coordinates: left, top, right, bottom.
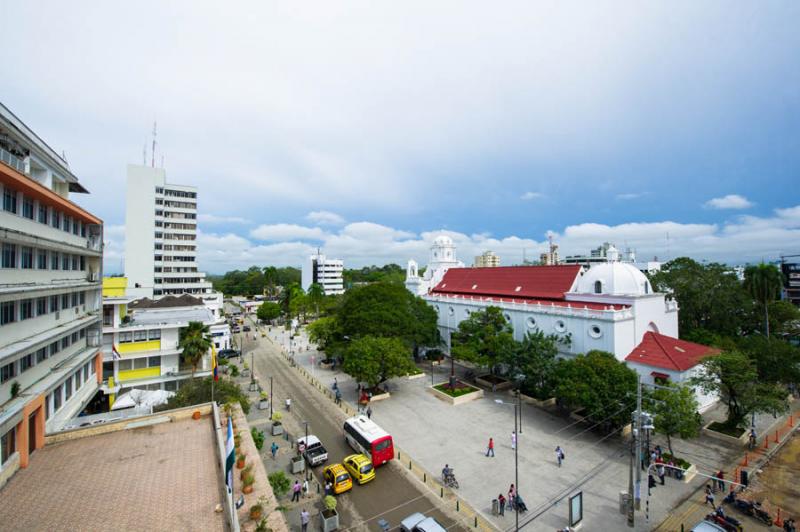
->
343, 415, 395, 467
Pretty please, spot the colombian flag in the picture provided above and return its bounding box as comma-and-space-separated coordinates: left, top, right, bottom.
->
211, 344, 219, 381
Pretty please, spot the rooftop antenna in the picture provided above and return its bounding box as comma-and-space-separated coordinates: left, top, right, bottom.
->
151, 121, 157, 168
61, 150, 68, 164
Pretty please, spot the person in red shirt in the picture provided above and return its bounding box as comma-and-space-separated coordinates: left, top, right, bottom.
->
486, 437, 495, 457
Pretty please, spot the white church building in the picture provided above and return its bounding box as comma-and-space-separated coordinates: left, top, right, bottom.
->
406, 237, 719, 411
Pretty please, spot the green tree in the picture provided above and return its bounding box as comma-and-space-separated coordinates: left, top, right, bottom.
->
280, 283, 304, 319
691, 350, 788, 428
451, 306, 516, 375
155, 376, 250, 414
179, 321, 212, 377
506, 329, 565, 399
649, 382, 701, 457
342, 336, 417, 387
307, 316, 341, 353
263, 266, 279, 298
768, 300, 800, 336
744, 263, 784, 338
737, 336, 800, 386
553, 350, 638, 431
256, 301, 281, 323
650, 257, 755, 337
307, 283, 325, 316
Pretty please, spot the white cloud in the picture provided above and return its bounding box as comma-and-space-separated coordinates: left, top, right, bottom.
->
306, 211, 345, 226
616, 192, 646, 200
249, 224, 327, 241
520, 192, 544, 201
704, 194, 754, 210
198, 214, 250, 225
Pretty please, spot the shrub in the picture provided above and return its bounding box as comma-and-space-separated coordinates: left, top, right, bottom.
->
271, 412, 282, 423
251, 427, 265, 450
268, 471, 291, 497
155, 377, 250, 414
323, 495, 337, 511
661, 452, 692, 470
230, 365, 240, 377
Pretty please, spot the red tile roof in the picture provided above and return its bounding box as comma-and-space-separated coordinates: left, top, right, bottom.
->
426, 293, 628, 311
625, 332, 720, 372
431, 265, 581, 301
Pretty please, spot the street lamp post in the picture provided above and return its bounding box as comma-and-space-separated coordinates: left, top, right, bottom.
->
495, 399, 520, 532
269, 376, 274, 419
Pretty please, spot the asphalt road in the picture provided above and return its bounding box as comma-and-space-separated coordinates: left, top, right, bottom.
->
226, 304, 467, 531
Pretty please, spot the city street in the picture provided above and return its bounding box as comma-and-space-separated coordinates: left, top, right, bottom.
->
227, 305, 469, 532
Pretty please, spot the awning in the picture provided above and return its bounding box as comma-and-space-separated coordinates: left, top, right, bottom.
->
651, 371, 670, 380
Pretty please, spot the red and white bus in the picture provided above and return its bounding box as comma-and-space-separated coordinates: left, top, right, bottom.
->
343, 415, 394, 467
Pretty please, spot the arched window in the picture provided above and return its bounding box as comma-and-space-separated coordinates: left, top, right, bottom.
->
594, 280, 602, 294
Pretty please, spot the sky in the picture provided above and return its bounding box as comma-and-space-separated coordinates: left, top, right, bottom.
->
2, 1, 799, 273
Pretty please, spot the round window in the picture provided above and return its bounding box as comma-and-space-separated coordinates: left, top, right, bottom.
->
589, 324, 602, 338
526, 316, 537, 329
504, 313, 512, 323
554, 320, 567, 333
448, 306, 455, 316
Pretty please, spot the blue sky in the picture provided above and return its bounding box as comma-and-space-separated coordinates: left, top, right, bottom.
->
2, 1, 799, 272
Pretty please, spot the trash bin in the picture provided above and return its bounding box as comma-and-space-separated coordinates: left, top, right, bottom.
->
492, 499, 499, 515
619, 491, 630, 515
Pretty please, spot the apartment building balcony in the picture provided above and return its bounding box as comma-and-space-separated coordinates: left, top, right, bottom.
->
0, 271, 101, 296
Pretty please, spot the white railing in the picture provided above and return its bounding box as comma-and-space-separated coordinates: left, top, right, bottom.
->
0, 146, 25, 173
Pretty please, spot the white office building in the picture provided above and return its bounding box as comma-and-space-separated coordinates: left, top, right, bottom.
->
302, 253, 344, 295
0, 103, 103, 484
123, 164, 222, 318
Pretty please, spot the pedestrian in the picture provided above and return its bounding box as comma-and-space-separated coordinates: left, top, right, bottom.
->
497, 494, 506, 516
511, 431, 517, 450
300, 509, 310, 532
655, 444, 662, 458
704, 484, 715, 508
749, 428, 758, 450
332, 378, 338, 391
271, 441, 278, 460
486, 437, 495, 457
335, 388, 342, 405
302, 478, 309, 498
555, 446, 564, 467
367, 406, 372, 419
648, 473, 657, 491
325, 480, 332, 496
657, 463, 665, 485
291, 480, 302, 502
508, 484, 516, 511
716, 470, 725, 492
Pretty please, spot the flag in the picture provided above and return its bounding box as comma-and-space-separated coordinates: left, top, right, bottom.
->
211, 344, 219, 382
112, 345, 120, 360
225, 416, 234, 493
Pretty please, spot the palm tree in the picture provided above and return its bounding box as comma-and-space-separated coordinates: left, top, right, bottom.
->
179, 321, 212, 377
307, 283, 325, 317
744, 263, 783, 338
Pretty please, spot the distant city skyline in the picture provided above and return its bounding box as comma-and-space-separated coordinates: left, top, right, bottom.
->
2, 1, 798, 272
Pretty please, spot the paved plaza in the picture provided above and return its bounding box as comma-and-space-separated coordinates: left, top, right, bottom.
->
269, 325, 795, 532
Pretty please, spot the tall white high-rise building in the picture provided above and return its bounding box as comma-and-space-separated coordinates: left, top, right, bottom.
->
124, 165, 221, 316
1, 103, 104, 482
302, 253, 344, 295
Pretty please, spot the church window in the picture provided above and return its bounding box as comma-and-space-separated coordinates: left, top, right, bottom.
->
644, 282, 650, 294
526, 317, 537, 329
504, 313, 512, 323
554, 320, 566, 333
589, 324, 602, 338
448, 307, 455, 316
594, 280, 602, 294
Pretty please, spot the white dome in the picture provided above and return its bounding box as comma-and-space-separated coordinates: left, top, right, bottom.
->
432, 235, 454, 247
575, 262, 652, 296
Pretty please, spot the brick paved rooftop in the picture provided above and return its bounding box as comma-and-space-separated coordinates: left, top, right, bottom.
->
0, 414, 226, 531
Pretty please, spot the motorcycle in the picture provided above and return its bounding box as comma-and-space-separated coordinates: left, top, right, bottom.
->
728, 493, 774, 526
705, 512, 743, 532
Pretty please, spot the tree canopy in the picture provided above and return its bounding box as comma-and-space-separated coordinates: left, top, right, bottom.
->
156, 376, 250, 414
179, 321, 212, 377
343, 264, 406, 286
342, 336, 417, 387
451, 306, 516, 375
743, 263, 784, 338
211, 266, 300, 296
507, 329, 567, 399
648, 382, 701, 457
553, 350, 638, 431
256, 301, 281, 323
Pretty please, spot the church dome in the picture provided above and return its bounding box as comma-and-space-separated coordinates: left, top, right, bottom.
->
432, 235, 454, 247
575, 262, 652, 296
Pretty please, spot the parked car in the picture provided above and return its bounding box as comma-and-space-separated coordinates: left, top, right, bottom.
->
243, 325, 251, 332
323, 463, 352, 494
297, 435, 328, 466
400, 513, 447, 532
342, 454, 375, 484
690, 521, 727, 532
217, 349, 240, 359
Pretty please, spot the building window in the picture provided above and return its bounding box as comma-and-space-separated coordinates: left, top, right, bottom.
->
1, 301, 16, 325
79, 327, 86, 338
134, 330, 147, 342
80, 291, 86, 305
37, 297, 47, 315
61, 294, 70, 309
0, 361, 16, 383
71, 292, 79, 307
20, 354, 34, 372
1, 243, 16, 268
133, 358, 149, 370
21, 246, 33, 269
71, 331, 79, 343
589, 324, 603, 338
119, 332, 133, 343
72, 220, 80, 235
51, 210, 61, 229
38, 204, 48, 224
53, 386, 62, 411
20, 299, 33, 320
49, 341, 59, 357
81, 223, 86, 237
22, 197, 34, 219
526, 316, 537, 329
594, 280, 602, 294
83, 362, 89, 382
103, 306, 113, 326
148, 356, 161, 367
61, 253, 69, 270
51, 251, 59, 270
80, 256, 86, 270
2, 187, 17, 214
64, 378, 72, 401
554, 320, 567, 333
63, 215, 71, 233
61, 337, 70, 350
50, 295, 59, 313
37, 249, 48, 269
118, 359, 132, 371
71, 254, 79, 270
74, 369, 82, 388
36, 347, 48, 363
148, 329, 161, 340
1, 427, 15, 466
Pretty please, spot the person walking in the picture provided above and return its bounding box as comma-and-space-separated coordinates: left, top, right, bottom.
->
555, 446, 564, 467
749, 428, 758, 450
704, 484, 716, 509
271, 441, 279, 460
335, 388, 342, 405
657, 463, 665, 485
486, 437, 495, 457
367, 406, 373, 419
497, 494, 506, 516
716, 470, 725, 492
291, 480, 302, 502
302, 478, 309, 498
300, 509, 310, 532
511, 431, 517, 450
508, 484, 516, 511
325, 480, 332, 496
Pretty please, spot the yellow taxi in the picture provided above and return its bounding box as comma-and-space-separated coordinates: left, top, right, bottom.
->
342, 454, 375, 485
323, 463, 352, 494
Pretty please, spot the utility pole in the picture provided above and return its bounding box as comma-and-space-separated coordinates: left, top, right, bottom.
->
635, 375, 642, 510
514, 402, 519, 532
627, 374, 641, 527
